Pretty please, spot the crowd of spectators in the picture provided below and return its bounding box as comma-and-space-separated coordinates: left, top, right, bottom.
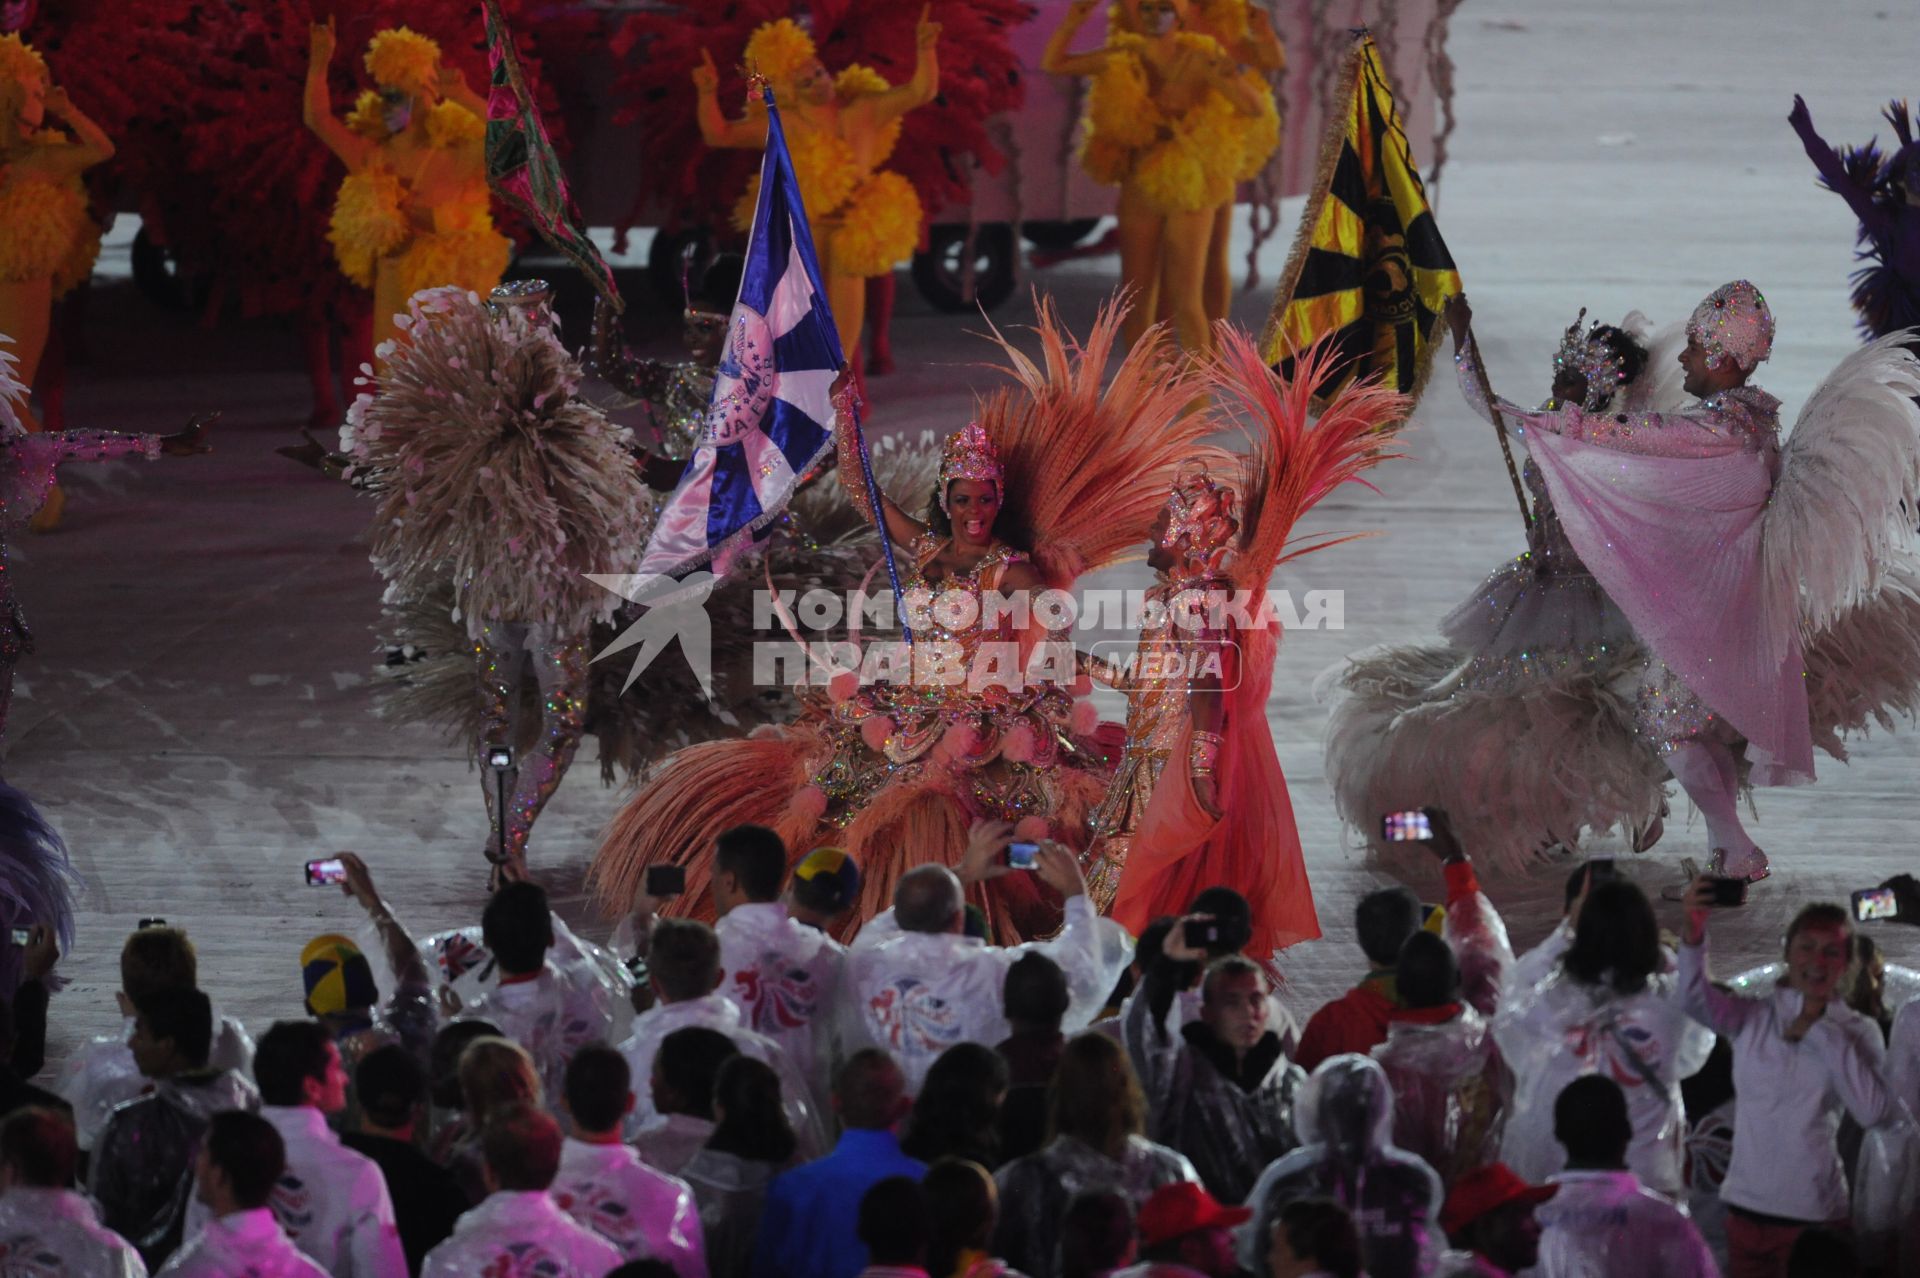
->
0, 814, 1909, 1278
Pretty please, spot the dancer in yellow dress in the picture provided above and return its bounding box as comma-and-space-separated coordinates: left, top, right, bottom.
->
692, 10, 938, 360
304, 20, 510, 362
1043, 0, 1265, 354
1187, 0, 1283, 324
0, 34, 113, 530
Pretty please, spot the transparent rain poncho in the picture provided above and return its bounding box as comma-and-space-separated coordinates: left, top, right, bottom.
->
1238, 1054, 1443, 1278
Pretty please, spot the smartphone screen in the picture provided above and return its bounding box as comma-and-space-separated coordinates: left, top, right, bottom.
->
1005, 842, 1040, 870
1853, 887, 1901, 922
305, 857, 347, 887
8, 928, 28, 947
646, 864, 687, 897
1381, 811, 1432, 842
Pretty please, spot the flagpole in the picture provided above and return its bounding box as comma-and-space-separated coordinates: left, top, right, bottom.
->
1464, 322, 1534, 531
841, 385, 914, 645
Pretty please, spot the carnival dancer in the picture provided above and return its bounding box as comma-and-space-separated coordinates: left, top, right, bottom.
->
342, 282, 653, 885
591, 298, 1217, 943
592, 254, 745, 478
305, 20, 510, 363
0, 337, 211, 748
1087, 334, 1401, 959
1323, 312, 1692, 870
1043, 0, 1269, 354
1181, 0, 1284, 326
1790, 94, 1920, 345
0, 33, 112, 532
692, 12, 937, 362
1441, 284, 1920, 887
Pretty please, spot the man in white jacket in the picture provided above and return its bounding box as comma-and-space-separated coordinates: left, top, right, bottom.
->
619, 918, 822, 1152
457, 883, 616, 1103
60, 925, 253, 1152
554, 1044, 705, 1275
182, 1021, 406, 1278
844, 822, 1133, 1094
0, 1106, 145, 1277
161, 1111, 328, 1278
421, 1105, 623, 1278
1533, 1075, 1716, 1278
712, 824, 844, 1114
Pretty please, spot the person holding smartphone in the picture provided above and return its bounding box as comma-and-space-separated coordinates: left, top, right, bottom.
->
1124, 919, 1304, 1205
1295, 811, 1512, 1074
1675, 876, 1890, 1273
1491, 877, 1710, 1199
842, 820, 1133, 1095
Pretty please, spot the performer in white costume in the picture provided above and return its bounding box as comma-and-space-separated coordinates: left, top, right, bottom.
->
1388, 282, 1920, 886
1324, 311, 1688, 870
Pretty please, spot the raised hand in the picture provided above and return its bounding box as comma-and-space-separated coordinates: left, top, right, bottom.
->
1417, 806, 1466, 865
1788, 93, 1812, 135
916, 4, 943, 49
1444, 294, 1473, 347
957, 818, 1015, 885
310, 18, 338, 69
1033, 840, 1089, 901
693, 48, 720, 95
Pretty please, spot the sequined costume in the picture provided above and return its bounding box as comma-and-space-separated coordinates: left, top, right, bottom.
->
1375, 283, 1920, 878
1090, 336, 1402, 957
590, 299, 1218, 943
1084, 574, 1228, 913
1324, 314, 1688, 870
0, 338, 168, 746
342, 283, 654, 876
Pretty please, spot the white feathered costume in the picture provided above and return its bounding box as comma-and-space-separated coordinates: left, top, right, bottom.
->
1326, 288, 1920, 871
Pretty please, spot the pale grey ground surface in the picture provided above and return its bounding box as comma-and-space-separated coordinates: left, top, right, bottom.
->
11, 0, 1919, 1069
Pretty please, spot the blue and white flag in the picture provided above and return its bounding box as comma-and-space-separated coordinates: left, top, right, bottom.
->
637, 89, 844, 579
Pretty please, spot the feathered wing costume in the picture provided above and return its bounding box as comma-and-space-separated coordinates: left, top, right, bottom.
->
1765, 333, 1920, 756
1388, 286, 1920, 874
590, 298, 1216, 942
343, 285, 654, 873
1323, 314, 1687, 871
1100, 334, 1404, 959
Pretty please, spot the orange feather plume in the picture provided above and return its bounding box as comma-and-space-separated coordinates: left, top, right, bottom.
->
974, 293, 1223, 587
1203, 327, 1407, 590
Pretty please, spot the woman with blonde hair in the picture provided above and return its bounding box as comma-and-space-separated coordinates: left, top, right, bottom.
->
446, 1036, 541, 1203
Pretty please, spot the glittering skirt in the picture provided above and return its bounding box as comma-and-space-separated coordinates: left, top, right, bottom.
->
1323, 537, 1671, 873
1327, 536, 1920, 872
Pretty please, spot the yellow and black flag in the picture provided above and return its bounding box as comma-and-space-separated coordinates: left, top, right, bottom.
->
1260, 31, 1461, 405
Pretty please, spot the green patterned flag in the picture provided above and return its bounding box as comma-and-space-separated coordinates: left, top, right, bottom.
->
482, 0, 621, 311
